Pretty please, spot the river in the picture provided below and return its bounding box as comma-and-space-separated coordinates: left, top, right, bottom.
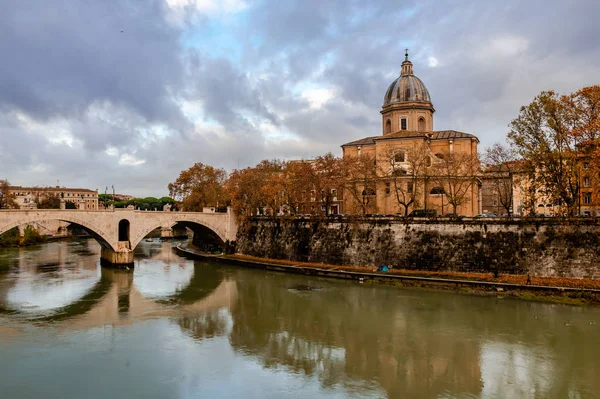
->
0, 238, 599, 398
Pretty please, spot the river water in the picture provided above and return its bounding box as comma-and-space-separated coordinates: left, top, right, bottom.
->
0, 239, 599, 398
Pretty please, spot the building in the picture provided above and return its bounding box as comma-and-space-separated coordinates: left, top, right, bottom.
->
9, 185, 99, 210
113, 193, 134, 201
480, 157, 599, 217
341, 51, 480, 216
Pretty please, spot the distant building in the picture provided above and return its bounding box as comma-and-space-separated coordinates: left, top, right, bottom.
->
113, 193, 134, 201
9, 185, 99, 210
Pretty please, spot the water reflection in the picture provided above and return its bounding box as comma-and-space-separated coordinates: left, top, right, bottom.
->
0, 240, 232, 325
0, 239, 599, 398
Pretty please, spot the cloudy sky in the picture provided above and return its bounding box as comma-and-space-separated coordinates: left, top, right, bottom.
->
1, 0, 599, 197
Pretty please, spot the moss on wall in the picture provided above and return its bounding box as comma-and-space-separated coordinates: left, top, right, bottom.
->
236, 218, 600, 278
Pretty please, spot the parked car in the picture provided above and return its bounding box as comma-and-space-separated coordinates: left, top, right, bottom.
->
474, 213, 497, 218
408, 209, 437, 217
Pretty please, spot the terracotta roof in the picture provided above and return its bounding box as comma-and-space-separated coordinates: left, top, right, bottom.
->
342, 130, 478, 147
341, 136, 378, 147
431, 130, 478, 141
374, 131, 428, 141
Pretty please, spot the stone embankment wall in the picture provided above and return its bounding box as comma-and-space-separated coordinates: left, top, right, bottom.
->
236, 218, 600, 279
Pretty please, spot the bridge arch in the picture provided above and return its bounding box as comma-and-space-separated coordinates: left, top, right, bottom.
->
0, 216, 116, 251
130, 219, 227, 250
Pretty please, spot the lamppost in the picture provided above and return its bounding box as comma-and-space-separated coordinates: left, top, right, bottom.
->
104, 186, 108, 210
112, 185, 115, 211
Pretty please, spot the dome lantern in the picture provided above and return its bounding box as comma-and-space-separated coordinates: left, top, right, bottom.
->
400, 48, 413, 76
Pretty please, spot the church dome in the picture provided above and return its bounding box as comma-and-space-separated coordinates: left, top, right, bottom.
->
383, 53, 431, 107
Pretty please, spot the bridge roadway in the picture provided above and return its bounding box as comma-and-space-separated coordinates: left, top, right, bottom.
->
0, 208, 237, 266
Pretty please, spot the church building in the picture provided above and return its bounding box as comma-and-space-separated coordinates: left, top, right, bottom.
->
341, 51, 481, 216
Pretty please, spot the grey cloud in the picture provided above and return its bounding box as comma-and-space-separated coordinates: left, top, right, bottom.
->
1, 0, 600, 196
0, 0, 184, 126
185, 52, 278, 130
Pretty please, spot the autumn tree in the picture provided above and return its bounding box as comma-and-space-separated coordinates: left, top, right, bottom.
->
255, 160, 287, 216
226, 160, 288, 222
482, 143, 518, 216
168, 163, 228, 212
342, 153, 378, 215
280, 161, 306, 215
0, 180, 17, 209
508, 90, 590, 215
296, 153, 344, 216
430, 150, 479, 214
36, 192, 62, 209
569, 85, 600, 147
569, 86, 600, 208
380, 142, 431, 216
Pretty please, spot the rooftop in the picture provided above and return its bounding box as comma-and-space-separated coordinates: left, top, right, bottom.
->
9, 186, 97, 193
341, 130, 479, 147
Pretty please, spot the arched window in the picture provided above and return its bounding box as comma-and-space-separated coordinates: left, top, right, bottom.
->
418, 117, 426, 132
425, 156, 432, 167
385, 119, 391, 134
430, 187, 445, 195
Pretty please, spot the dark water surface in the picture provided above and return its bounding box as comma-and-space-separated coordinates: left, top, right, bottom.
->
1, 239, 600, 398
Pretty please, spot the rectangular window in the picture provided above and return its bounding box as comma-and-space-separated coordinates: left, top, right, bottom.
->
583, 162, 590, 170
401, 118, 407, 130
584, 177, 591, 187
394, 150, 406, 163
407, 182, 413, 193
584, 192, 592, 205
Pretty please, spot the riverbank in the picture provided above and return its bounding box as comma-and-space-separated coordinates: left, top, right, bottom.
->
0, 226, 46, 247
176, 244, 600, 305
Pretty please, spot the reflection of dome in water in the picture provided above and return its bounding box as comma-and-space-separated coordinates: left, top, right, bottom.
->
383, 52, 431, 107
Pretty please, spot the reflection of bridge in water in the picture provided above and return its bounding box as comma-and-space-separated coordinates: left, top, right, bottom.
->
0, 241, 237, 329
62, 268, 237, 330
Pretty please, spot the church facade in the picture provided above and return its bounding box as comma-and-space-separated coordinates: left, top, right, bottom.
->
341, 52, 481, 216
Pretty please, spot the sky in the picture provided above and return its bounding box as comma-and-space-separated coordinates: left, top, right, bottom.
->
1, 0, 599, 197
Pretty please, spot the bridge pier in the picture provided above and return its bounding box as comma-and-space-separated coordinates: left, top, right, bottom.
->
100, 241, 134, 268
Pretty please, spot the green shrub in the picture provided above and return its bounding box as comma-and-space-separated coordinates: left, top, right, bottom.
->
0, 226, 46, 247
0, 227, 20, 246
23, 225, 45, 245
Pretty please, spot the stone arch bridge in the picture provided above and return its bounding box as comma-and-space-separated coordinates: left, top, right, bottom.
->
0, 209, 237, 266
